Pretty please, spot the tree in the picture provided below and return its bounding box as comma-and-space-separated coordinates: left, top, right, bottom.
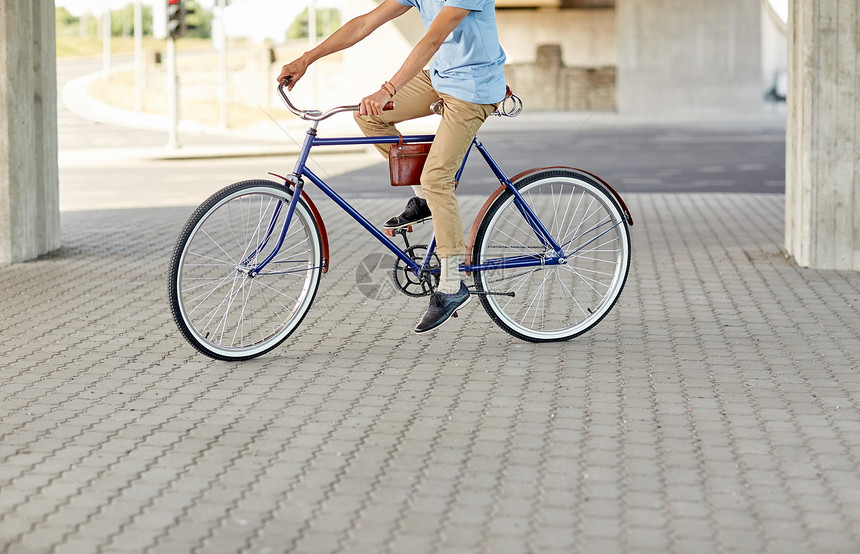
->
55, 7, 80, 36
54, 2, 211, 39
286, 7, 341, 41
109, 4, 153, 37
55, 7, 77, 27
182, 0, 214, 39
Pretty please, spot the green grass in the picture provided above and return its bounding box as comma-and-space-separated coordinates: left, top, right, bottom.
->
56, 36, 213, 58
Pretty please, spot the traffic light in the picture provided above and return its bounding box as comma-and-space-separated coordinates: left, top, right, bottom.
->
167, 0, 184, 39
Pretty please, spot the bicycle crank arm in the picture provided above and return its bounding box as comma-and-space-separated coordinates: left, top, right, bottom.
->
468, 288, 516, 298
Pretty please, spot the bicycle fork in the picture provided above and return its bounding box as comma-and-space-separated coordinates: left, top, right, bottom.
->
246, 126, 318, 277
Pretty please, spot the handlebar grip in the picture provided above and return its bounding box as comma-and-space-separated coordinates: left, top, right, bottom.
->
383, 101, 395, 111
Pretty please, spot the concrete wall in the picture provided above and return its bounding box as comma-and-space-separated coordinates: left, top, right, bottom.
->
562, 0, 614, 7
340, 1, 422, 98
342, 4, 618, 70
334, 4, 618, 112
616, 0, 763, 112
497, 8, 618, 111
496, 8, 617, 66
0, 0, 60, 264
786, 0, 860, 270
505, 45, 616, 111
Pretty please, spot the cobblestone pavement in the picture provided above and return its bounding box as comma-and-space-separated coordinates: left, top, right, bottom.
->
2, 191, 860, 554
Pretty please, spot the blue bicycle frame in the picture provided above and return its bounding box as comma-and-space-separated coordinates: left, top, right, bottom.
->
250, 126, 567, 279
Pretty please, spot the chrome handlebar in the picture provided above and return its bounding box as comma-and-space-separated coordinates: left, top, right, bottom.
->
277, 81, 360, 121
277, 80, 394, 122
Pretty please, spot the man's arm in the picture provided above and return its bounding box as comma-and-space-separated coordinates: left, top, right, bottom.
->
277, 0, 411, 88
360, 6, 470, 115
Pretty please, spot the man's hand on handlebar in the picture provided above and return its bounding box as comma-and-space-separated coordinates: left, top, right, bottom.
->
276, 73, 395, 120
359, 89, 394, 117
277, 59, 308, 90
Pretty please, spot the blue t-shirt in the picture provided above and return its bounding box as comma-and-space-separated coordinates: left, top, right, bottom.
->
395, 0, 507, 105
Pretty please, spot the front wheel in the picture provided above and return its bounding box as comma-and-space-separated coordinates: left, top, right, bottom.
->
168, 180, 323, 360
472, 169, 631, 342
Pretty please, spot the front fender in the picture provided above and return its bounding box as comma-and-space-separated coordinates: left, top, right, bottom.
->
269, 173, 330, 274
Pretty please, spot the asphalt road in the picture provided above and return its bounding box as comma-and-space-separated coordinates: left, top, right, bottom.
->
341, 122, 787, 198
58, 57, 787, 211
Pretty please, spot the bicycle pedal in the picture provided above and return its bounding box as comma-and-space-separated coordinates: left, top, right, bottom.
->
384, 226, 413, 237
452, 311, 459, 318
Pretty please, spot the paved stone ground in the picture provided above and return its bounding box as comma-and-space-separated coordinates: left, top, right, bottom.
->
2, 192, 860, 553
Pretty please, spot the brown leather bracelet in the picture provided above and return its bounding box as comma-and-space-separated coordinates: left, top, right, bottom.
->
381, 81, 396, 97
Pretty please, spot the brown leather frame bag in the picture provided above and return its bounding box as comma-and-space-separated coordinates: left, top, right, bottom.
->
389, 136, 433, 186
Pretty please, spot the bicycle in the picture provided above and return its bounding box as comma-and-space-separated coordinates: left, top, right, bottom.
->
167, 83, 634, 361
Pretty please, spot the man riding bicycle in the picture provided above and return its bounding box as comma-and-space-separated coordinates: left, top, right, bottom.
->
277, 0, 507, 333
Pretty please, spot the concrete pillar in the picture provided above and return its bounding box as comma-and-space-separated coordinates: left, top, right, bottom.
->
616, 0, 763, 112
0, 0, 60, 264
785, 0, 860, 270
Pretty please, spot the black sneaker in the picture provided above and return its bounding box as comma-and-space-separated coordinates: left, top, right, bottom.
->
384, 197, 432, 230
414, 281, 471, 333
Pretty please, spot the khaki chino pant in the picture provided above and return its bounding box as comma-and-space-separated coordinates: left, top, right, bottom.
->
354, 70, 497, 258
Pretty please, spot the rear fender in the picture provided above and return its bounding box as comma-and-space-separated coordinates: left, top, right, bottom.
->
464, 167, 633, 274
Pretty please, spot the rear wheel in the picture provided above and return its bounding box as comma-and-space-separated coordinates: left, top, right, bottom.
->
472, 169, 631, 342
168, 180, 323, 360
